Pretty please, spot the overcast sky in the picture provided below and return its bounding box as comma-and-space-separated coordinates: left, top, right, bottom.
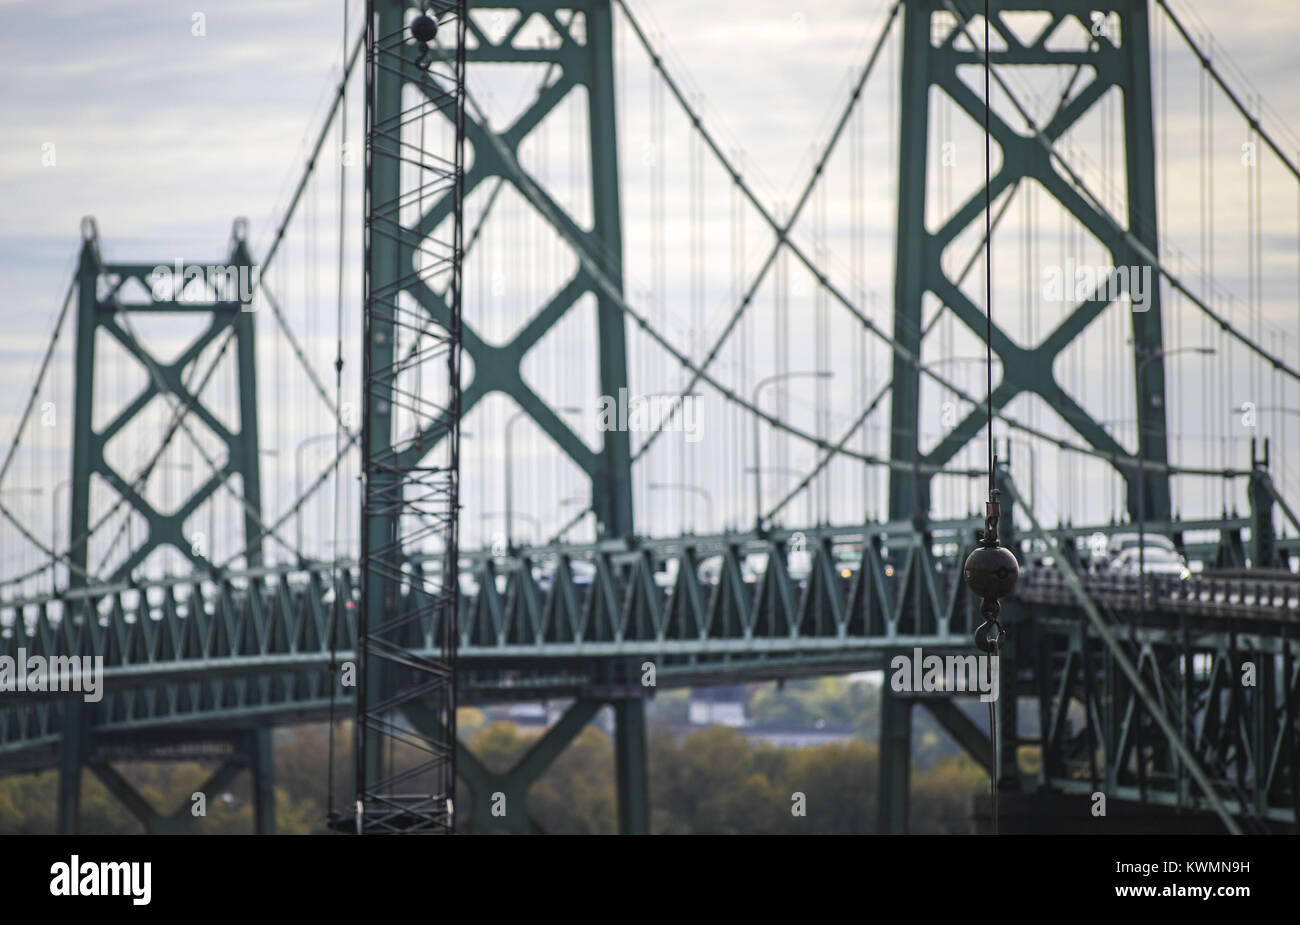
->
1, 0, 1298, 585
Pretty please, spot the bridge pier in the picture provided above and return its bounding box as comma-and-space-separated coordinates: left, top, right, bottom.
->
1248, 443, 1284, 569
878, 672, 912, 834
454, 742, 545, 835
613, 697, 649, 835
918, 699, 992, 772
439, 695, 648, 835
996, 602, 1023, 795
56, 700, 87, 835
57, 727, 274, 835
251, 727, 276, 836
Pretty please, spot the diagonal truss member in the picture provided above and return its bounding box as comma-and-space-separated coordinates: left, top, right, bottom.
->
891, 0, 1170, 522
69, 219, 264, 587
401, 0, 634, 540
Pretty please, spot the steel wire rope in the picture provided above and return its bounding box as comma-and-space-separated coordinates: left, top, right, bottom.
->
0, 273, 75, 574
978, 0, 1001, 836
327, 0, 354, 824
3, 33, 370, 588
763, 69, 1099, 527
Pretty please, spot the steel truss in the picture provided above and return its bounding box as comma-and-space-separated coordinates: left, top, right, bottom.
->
3, 507, 1297, 832
350, 0, 466, 834
1030, 604, 1300, 828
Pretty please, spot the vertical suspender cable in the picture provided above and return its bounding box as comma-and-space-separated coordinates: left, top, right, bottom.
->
959, 0, 1019, 837
983, 0, 997, 838
983, 4, 993, 495
327, 0, 349, 823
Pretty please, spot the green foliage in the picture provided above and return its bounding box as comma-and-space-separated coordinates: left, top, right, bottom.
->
528, 725, 616, 834
910, 755, 987, 834
0, 687, 988, 834
650, 726, 784, 834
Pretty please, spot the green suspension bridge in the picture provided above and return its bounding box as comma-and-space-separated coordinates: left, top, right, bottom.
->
1, 0, 1299, 834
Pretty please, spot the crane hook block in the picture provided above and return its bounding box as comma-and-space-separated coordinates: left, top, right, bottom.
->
410, 14, 438, 45
964, 492, 1019, 652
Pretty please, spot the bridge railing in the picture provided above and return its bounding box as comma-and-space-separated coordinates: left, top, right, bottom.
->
1018, 567, 1300, 620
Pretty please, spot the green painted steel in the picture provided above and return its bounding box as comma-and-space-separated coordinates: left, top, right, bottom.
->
352, 0, 464, 834
56, 730, 274, 835
31, 1, 1300, 835
919, 699, 992, 772
12, 511, 1293, 830
56, 700, 84, 835
889, 0, 1171, 522
358, 0, 404, 823
613, 697, 649, 834
67, 220, 263, 588
888, 0, 933, 522
436, 698, 601, 834
878, 673, 912, 834
251, 726, 276, 835
407, 1, 635, 540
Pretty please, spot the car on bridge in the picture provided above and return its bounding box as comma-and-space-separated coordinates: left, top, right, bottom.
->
696, 553, 765, 586
1090, 532, 1179, 572
534, 558, 596, 592
1107, 545, 1192, 580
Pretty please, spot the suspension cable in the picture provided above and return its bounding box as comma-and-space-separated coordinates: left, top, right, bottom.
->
981, 0, 999, 839
0, 275, 74, 493
326, 0, 351, 825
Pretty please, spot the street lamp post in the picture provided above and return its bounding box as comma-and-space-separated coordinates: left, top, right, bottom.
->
295, 433, 339, 561
481, 511, 540, 546
557, 495, 587, 543
51, 479, 70, 584
506, 406, 581, 552
1136, 347, 1215, 609
921, 356, 999, 373
0, 488, 42, 590
751, 372, 831, 532
1232, 404, 1300, 418
643, 390, 701, 533
743, 466, 813, 526
1002, 436, 1037, 512
917, 357, 1001, 523
648, 482, 714, 533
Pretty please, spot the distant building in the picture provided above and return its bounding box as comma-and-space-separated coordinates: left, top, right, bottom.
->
687, 685, 749, 727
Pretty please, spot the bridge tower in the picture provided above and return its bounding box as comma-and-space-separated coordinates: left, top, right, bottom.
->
68, 217, 263, 590
882, 0, 1170, 833
392, 0, 635, 540
888, 0, 1170, 526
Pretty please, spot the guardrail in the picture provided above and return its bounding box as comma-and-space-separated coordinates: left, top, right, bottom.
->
1018, 567, 1300, 619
